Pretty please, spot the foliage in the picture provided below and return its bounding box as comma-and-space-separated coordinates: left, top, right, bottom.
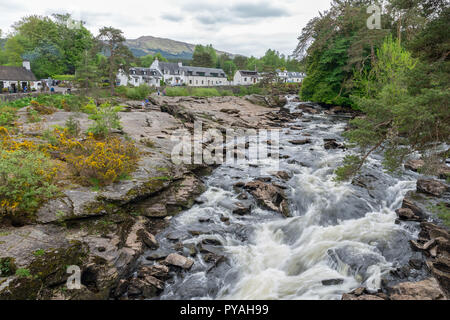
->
120, 84, 153, 100
335, 35, 449, 180
0, 106, 17, 128
84, 101, 124, 138
138, 53, 168, 67
96, 27, 134, 95
0, 145, 58, 217
58, 132, 140, 186
165, 87, 232, 97
0, 257, 16, 277
15, 268, 32, 278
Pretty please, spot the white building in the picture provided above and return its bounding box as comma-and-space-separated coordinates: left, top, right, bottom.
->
151, 59, 228, 87
233, 70, 260, 86
0, 61, 40, 93
275, 69, 306, 83
286, 72, 306, 83
183, 66, 227, 86
117, 67, 163, 87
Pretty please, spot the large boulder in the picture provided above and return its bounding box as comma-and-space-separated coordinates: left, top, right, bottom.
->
417, 179, 448, 197
164, 253, 194, 270
390, 278, 446, 300
244, 180, 290, 217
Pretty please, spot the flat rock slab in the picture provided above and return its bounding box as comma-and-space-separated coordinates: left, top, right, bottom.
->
164, 253, 194, 270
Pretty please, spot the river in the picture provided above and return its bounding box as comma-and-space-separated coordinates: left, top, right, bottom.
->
138, 96, 427, 300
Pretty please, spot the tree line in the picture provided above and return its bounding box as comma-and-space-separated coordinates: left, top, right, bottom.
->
295, 0, 449, 179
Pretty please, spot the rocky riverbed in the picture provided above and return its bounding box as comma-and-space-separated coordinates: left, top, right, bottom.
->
0, 94, 448, 300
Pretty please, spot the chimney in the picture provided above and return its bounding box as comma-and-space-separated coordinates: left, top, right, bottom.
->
23, 60, 31, 71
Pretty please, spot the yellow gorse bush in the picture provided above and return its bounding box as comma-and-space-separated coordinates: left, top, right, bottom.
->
0, 126, 37, 152
57, 131, 140, 186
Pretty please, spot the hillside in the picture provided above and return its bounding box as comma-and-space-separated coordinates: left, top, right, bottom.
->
125, 35, 236, 60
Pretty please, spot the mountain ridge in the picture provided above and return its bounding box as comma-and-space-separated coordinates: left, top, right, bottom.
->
125, 35, 238, 60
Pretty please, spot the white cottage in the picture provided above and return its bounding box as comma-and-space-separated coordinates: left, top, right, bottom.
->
183, 66, 227, 87
117, 67, 163, 87
233, 70, 260, 86
286, 72, 306, 83
0, 61, 39, 93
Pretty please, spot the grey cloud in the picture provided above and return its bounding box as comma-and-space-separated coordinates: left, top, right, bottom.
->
231, 2, 290, 18
161, 13, 184, 22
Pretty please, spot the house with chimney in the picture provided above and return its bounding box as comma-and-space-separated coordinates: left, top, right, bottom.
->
0, 61, 39, 93
117, 67, 163, 87
151, 58, 228, 87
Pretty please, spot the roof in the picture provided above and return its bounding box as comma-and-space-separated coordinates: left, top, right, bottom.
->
182, 66, 226, 78
238, 70, 259, 76
0, 66, 37, 81
288, 72, 306, 78
159, 62, 183, 74
129, 67, 163, 77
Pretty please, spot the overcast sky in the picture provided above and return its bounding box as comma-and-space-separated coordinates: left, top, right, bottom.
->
0, 0, 332, 57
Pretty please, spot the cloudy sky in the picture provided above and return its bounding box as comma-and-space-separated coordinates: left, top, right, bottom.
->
0, 0, 333, 57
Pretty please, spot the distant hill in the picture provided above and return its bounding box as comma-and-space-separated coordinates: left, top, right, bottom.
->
125, 36, 238, 60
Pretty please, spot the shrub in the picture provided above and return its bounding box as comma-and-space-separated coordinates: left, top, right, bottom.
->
126, 85, 153, 100
60, 133, 140, 187
87, 103, 124, 138
0, 149, 58, 217
0, 106, 17, 127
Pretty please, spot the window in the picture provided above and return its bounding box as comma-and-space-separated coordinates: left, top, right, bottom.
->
244, 77, 247, 81
190, 80, 192, 84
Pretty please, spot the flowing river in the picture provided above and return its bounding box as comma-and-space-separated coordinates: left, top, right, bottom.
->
138, 96, 428, 300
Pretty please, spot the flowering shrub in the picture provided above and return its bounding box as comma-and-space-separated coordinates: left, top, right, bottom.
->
59, 132, 139, 186
82, 100, 124, 138
0, 127, 57, 218
0, 149, 57, 217
0, 106, 17, 127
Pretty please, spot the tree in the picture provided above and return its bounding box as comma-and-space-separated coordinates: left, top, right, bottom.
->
233, 55, 248, 70
139, 53, 168, 67
96, 27, 133, 94
336, 35, 449, 180
75, 50, 99, 93
192, 45, 216, 68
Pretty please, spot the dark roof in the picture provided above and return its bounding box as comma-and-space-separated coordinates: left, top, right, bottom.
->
129, 67, 163, 77
238, 70, 259, 76
288, 72, 306, 78
159, 62, 183, 74
0, 66, 37, 81
182, 66, 226, 78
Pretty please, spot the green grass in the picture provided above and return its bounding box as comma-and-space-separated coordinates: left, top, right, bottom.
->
165, 87, 233, 97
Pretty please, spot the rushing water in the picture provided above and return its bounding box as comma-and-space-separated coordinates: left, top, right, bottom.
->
139, 96, 427, 300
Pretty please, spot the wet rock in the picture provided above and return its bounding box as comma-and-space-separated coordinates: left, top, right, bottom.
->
402, 197, 425, 219
202, 238, 223, 246
390, 278, 445, 300
289, 139, 311, 145
271, 171, 292, 181
417, 179, 448, 197
164, 253, 194, 270
404, 159, 425, 172
128, 276, 164, 298
234, 181, 246, 188
322, 279, 344, 286
395, 208, 421, 221
146, 250, 172, 261
290, 126, 302, 131
137, 230, 159, 250
113, 279, 129, 298
244, 180, 290, 217
342, 293, 385, 300
232, 202, 252, 215
323, 139, 344, 150
137, 264, 170, 280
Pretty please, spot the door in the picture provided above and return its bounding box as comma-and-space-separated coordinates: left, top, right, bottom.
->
11, 83, 16, 93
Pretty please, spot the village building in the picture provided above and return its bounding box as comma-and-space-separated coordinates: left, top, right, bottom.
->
183, 66, 227, 87
286, 72, 306, 83
233, 70, 260, 86
117, 67, 163, 87
0, 61, 40, 93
